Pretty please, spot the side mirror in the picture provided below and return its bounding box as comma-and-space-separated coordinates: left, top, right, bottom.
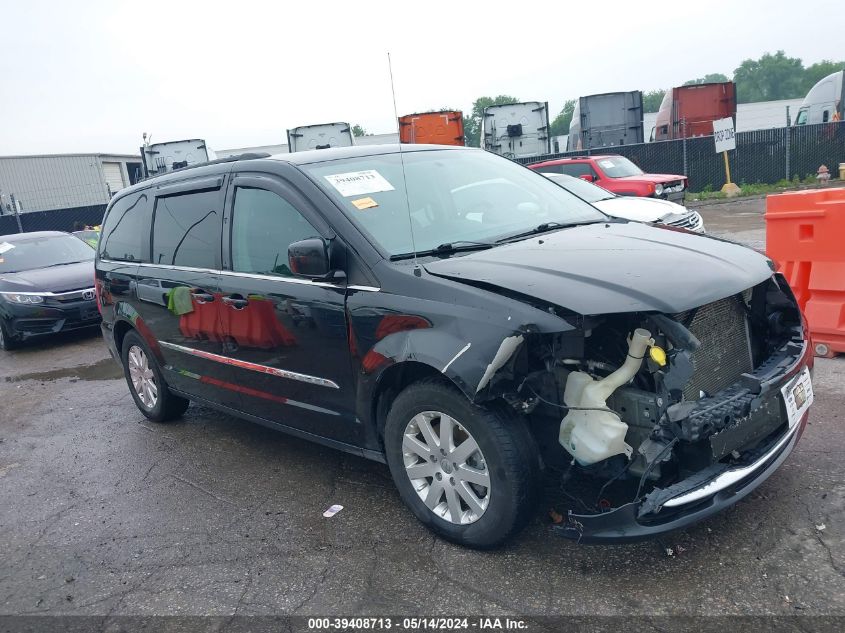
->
288, 238, 330, 278
579, 174, 595, 182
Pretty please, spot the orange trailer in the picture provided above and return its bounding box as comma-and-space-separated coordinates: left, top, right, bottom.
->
398, 111, 464, 146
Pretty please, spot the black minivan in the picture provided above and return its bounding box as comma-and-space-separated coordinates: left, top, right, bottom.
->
96, 145, 814, 548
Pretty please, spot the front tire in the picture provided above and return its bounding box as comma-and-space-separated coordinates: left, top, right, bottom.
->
0, 319, 18, 351
121, 330, 189, 422
384, 380, 540, 549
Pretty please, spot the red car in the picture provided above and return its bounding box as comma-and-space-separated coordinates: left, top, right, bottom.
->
528, 155, 688, 201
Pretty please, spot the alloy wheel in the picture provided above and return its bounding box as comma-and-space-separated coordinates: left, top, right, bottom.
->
128, 345, 158, 409
402, 411, 491, 525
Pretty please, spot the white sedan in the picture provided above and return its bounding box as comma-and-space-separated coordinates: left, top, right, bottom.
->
541, 172, 705, 233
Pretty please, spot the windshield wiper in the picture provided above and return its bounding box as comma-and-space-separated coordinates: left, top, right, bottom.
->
390, 240, 494, 261
496, 219, 611, 243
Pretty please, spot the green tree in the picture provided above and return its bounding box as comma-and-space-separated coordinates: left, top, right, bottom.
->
351, 124, 368, 137
734, 51, 805, 103
642, 89, 666, 112
803, 60, 845, 91
549, 99, 576, 136
462, 95, 520, 147
683, 73, 729, 86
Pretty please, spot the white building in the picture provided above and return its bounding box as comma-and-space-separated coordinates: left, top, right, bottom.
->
0, 153, 142, 214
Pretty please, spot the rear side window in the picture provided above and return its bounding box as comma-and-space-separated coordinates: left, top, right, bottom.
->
152, 189, 222, 268
231, 187, 321, 276
99, 192, 151, 262
537, 164, 564, 174
559, 163, 596, 178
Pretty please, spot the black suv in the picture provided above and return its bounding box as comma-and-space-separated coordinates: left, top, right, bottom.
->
96, 145, 814, 548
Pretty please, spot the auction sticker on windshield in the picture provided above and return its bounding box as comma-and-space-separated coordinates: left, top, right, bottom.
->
782, 367, 813, 428
325, 170, 395, 197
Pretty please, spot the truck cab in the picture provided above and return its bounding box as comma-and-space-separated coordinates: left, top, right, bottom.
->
482, 102, 550, 158
654, 82, 737, 141
287, 122, 354, 152
140, 139, 216, 178
794, 70, 844, 125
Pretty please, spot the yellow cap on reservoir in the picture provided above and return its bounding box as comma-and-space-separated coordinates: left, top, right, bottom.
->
649, 345, 667, 367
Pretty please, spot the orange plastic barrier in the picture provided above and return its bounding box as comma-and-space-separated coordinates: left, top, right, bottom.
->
766, 187, 845, 358
179, 295, 223, 341
178, 294, 297, 349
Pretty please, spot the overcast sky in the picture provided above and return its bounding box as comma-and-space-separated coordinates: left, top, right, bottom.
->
1, 0, 842, 155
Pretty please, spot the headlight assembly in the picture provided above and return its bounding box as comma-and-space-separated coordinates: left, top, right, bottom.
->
654, 184, 664, 196
0, 292, 45, 304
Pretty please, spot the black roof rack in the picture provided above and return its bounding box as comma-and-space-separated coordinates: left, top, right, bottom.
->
178, 152, 272, 170
140, 152, 272, 182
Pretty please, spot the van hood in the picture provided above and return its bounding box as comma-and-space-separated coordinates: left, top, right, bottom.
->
0, 260, 95, 294
423, 222, 771, 315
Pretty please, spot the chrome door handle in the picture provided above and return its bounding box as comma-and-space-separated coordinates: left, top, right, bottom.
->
222, 296, 249, 309
190, 291, 215, 303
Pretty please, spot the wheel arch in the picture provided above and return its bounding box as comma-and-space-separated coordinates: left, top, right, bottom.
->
113, 318, 134, 354
370, 360, 456, 447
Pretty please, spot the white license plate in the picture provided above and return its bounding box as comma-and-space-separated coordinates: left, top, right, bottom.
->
781, 367, 814, 428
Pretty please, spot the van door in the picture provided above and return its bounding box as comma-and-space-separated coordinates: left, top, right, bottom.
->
216, 173, 357, 443
133, 175, 230, 404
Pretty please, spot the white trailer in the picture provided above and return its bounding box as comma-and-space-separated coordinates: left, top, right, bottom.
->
140, 139, 216, 178
482, 102, 550, 158
287, 123, 354, 152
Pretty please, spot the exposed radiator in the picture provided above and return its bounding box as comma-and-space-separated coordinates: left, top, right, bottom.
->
675, 294, 753, 400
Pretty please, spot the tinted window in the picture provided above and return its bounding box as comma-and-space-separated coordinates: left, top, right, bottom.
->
99, 192, 151, 262
536, 164, 564, 174
153, 189, 222, 268
0, 234, 94, 274
231, 187, 321, 276
559, 162, 596, 178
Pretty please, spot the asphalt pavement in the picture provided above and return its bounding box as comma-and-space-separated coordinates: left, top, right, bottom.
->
0, 203, 843, 626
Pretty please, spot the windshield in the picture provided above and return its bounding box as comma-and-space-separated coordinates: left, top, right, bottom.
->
595, 156, 644, 178
302, 149, 605, 256
541, 172, 615, 203
0, 234, 94, 273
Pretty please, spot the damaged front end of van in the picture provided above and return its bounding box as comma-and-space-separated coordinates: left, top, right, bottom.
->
423, 226, 814, 542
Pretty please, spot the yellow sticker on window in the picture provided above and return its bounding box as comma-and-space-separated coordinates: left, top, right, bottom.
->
351, 196, 379, 210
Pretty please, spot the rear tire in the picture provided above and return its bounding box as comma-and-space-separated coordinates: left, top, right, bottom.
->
121, 330, 189, 422
384, 380, 540, 549
0, 319, 18, 351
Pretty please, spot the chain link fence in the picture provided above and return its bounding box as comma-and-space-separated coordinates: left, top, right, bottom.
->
518, 120, 845, 192
0, 204, 106, 237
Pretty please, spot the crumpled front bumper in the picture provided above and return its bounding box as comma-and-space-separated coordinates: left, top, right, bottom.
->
557, 340, 813, 544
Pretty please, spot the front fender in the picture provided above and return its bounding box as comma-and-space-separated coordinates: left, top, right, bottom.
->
350, 300, 571, 429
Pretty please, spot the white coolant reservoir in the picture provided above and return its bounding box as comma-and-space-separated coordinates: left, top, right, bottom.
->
559, 328, 654, 465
